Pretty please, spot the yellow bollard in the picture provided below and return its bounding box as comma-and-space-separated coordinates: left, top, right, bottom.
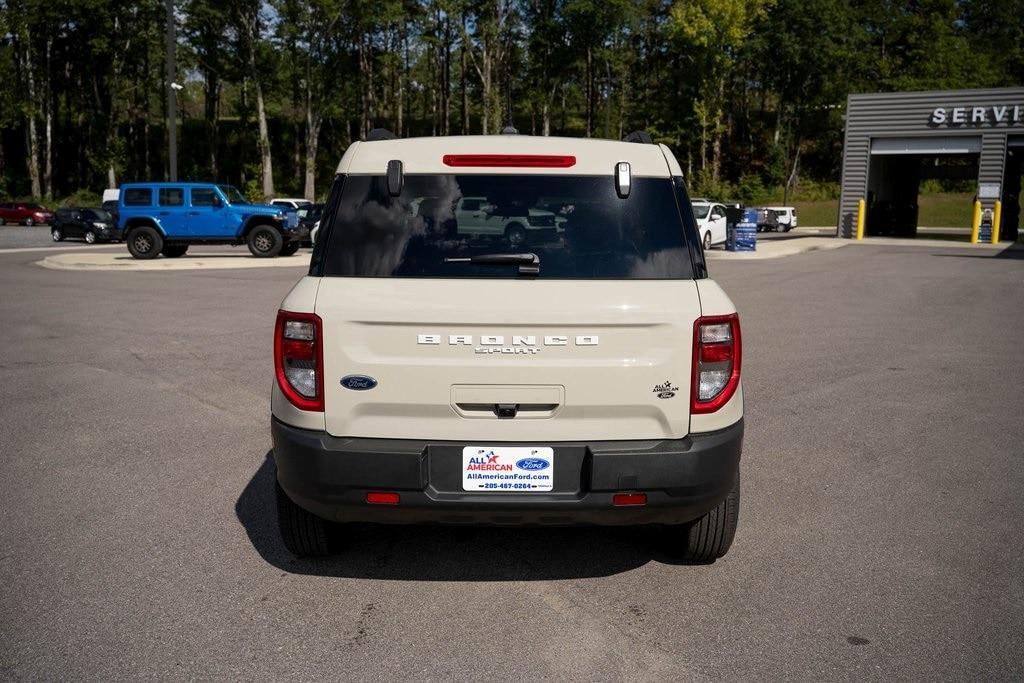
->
855, 198, 866, 240
970, 200, 982, 244
992, 200, 1002, 244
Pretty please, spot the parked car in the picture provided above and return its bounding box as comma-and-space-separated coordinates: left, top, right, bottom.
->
271, 132, 744, 563
0, 202, 54, 226
691, 201, 728, 249
761, 206, 798, 232
297, 203, 323, 247
116, 183, 306, 259
51, 207, 117, 243
755, 207, 779, 232
270, 198, 313, 211
453, 196, 565, 246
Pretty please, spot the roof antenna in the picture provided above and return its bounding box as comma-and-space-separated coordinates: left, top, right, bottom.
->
501, 73, 517, 135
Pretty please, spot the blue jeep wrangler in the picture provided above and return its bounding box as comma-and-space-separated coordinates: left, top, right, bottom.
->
116, 183, 306, 259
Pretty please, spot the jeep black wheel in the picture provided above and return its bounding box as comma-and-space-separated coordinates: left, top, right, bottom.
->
161, 244, 189, 258
505, 223, 527, 247
127, 226, 163, 260
276, 480, 334, 556
672, 474, 740, 562
280, 242, 300, 256
51, 228, 64, 242
247, 225, 283, 257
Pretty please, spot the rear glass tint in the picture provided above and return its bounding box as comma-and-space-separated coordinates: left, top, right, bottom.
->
123, 188, 152, 206
321, 174, 694, 279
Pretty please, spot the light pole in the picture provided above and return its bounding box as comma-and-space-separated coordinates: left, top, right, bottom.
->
166, 0, 177, 181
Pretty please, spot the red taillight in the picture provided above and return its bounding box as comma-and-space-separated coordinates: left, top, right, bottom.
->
366, 492, 400, 505
613, 493, 647, 507
691, 313, 741, 414
274, 310, 324, 412
441, 154, 577, 168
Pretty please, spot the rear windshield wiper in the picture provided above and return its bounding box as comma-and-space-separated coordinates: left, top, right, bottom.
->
444, 252, 540, 275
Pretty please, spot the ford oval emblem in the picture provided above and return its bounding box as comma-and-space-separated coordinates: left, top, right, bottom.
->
516, 457, 550, 471
340, 375, 378, 390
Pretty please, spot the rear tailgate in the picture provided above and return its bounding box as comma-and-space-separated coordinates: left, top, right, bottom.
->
316, 278, 699, 441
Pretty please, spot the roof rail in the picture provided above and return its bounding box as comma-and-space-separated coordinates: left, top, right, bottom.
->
623, 130, 653, 144
366, 128, 397, 142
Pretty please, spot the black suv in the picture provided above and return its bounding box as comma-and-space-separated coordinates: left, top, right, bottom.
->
51, 208, 117, 243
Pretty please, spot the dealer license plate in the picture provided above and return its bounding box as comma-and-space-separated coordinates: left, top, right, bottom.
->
462, 447, 554, 492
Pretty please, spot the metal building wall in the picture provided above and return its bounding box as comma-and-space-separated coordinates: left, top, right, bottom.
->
837, 87, 1024, 237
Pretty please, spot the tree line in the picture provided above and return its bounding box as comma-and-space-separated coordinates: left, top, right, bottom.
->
0, 0, 1021, 203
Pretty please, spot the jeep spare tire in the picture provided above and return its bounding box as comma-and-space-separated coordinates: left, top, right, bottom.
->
127, 226, 163, 260
247, 225, 283, 257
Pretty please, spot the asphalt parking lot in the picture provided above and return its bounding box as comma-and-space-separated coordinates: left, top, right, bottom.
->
1, 231, 1022, 679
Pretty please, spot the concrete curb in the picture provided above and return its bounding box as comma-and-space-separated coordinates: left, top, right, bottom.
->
36, 251, 310, 272
705, 237, 848, 260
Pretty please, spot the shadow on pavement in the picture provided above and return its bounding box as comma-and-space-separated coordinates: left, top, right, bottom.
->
236, 451, 684, 581
932, 244, 1024, 260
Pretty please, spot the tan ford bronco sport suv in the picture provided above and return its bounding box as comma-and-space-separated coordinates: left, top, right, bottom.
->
272, 130, 743, 561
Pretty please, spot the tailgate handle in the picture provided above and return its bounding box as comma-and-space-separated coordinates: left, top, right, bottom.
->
455, 402, 559, 419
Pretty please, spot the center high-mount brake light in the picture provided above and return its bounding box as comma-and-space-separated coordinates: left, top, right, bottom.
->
691, 313, 741, 414
275, 310, 324, 412
441, 154, 577, 168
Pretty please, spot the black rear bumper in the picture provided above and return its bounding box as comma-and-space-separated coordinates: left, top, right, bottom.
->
272, 417, 743, 526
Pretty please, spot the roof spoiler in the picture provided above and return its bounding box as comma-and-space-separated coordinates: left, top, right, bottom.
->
623, 130, 654, 144
366, 128, 397, 142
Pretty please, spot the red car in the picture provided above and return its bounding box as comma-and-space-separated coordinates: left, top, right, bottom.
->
0, 202, 54, 226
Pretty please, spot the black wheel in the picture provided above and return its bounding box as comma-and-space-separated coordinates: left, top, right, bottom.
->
672, 474, 740, 562
126, 225, 163, 260
25, 218, 34, 227
703, 231, 712, 250
161, 244, 189, 258
84, 230, 97, 244
51, 227, 64, 242
276, 480, 333, 556
247, 225, 283, 257
505, 223, 527, 247
280, 242, 300, 256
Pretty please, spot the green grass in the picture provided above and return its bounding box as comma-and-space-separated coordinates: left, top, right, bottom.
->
792, 200, 839, 227
792, 192, 976, 228
917, 192, 974, 227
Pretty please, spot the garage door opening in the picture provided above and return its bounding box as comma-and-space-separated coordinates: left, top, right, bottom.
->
1001, 138, 1023, 242
866, 136, 980, 238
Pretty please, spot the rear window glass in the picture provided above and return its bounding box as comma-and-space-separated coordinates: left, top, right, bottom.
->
123, 188, 152, 206
321, 174, 694, 279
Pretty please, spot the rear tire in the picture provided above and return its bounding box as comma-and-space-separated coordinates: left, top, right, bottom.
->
247, 225, 283, 257
703, 231, 712, 250
51, 227, 64, 242
673, 474, 740, 562
280, 242, 300, 256
161, 244, 189, 258
276, 480, 333, 556
84, 230, 97, 244
126, 225, 163, 260
25, 218, 34, 227
505, 223, 527, 247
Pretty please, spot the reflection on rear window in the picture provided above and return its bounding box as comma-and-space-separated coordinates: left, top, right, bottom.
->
322, 175, 694, 279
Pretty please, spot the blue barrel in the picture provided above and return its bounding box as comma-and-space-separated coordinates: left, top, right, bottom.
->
727, 208, 757, 252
